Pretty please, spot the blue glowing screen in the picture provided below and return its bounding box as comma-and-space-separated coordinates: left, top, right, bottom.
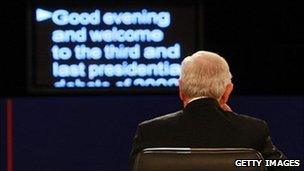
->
30, 2, 199, 92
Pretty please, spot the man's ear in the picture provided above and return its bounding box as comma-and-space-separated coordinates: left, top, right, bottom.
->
179, 79, 189, 107
178, 79, 184, 101
219, 83, 234, 105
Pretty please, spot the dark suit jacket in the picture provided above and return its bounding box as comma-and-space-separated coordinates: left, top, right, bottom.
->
130, 98, 288, 171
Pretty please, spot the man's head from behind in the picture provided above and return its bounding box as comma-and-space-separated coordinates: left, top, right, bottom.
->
179, 51, 233, 107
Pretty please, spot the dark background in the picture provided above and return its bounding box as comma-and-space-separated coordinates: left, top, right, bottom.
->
0, 0, 303, 171
0, 0, 303, 96
1, 96, 303, 171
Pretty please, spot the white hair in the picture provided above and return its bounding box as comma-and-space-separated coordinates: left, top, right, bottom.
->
180, 51, 232, 99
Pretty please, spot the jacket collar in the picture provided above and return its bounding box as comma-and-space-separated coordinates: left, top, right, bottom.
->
182, 98, 220, 116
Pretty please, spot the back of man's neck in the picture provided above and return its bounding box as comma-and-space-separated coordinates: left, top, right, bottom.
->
186, 96, 209, 106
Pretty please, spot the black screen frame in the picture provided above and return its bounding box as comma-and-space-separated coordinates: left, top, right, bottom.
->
27, 0, 204, 95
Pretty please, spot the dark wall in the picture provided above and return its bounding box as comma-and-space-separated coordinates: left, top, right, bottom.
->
202, 1, 303, 95
0, 100, 6, 171
10, 96, 303, 170
12, 95, 181, 170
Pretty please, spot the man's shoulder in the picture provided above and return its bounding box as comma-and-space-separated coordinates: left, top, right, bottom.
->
139, 110, 183, 128
235, 112, 266, 124
228, 111, 268, 131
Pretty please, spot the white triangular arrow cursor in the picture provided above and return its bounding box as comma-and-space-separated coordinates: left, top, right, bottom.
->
36, 8, 52, 22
